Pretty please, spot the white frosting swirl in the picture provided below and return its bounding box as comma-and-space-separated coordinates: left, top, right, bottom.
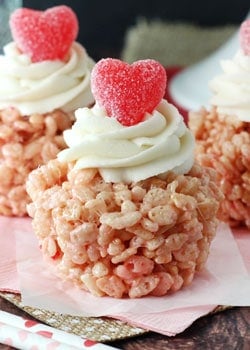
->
210, 50, 250, 122
58, 99, 195, 183
0, 41, 95, 115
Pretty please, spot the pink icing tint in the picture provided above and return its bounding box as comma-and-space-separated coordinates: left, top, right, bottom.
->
240, 19, 250, 55
18, 330, 29, 341
91, 58, 167, 126
9, 5, 78, 62
4, 338, 13, 346
46, 341, 61, 350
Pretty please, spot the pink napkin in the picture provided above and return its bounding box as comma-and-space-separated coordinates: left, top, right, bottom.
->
233, 227, 250, 272
0, 217, 28, 292
0, 216, 250, 336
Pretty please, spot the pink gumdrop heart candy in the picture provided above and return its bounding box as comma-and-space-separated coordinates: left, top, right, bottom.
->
9, 5, 78, 62
91, 58, 167, 126
240, 19, 250, 55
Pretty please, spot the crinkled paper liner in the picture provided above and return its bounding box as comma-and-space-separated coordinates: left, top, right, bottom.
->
0, 292, 230, 342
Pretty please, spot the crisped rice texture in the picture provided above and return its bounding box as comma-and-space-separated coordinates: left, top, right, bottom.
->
26, 160, 222, 298
0, 107, 73, 216
189, 106, 250, 228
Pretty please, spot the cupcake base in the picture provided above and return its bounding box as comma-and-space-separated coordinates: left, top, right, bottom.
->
27, 160, 222, 298
0, 107, 73, 216
189, 106, 250, 228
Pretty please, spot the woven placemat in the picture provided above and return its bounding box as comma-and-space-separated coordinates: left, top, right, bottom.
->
0, 292, 147, 342
121, 18, 237, 66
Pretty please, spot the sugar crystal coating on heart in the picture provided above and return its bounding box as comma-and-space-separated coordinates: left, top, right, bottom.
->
10, 5, 78, 62
91, 58, 167, 126
240, 19, 250, 55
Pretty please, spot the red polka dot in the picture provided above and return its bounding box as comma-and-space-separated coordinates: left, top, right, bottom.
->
24, 319, 38, 328
84, 339, 98, 347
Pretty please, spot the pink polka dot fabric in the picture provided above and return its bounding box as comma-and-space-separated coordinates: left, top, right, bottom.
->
0, 310, 109, 349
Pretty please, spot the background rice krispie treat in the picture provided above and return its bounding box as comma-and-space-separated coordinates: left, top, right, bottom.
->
27, 58, 223, 298
0, 5, 95, 216
189, 19, 250, 229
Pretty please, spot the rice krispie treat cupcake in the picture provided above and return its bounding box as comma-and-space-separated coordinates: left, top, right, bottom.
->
27, 58, 223, 298
189, 19, 250, 228
0, 5, 95, 216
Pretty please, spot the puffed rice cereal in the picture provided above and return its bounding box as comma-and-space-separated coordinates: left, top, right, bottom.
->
189, 107, 250, 228
26, 160, 223, 298
0, 107, 73, 216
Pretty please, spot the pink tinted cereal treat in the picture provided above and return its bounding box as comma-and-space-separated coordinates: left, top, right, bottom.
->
0, 6, 95, 216
27, 58, 223, 298
189, 19, 250, 228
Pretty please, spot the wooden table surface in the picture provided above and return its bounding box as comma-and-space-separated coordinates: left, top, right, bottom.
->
0, 296, 249, 349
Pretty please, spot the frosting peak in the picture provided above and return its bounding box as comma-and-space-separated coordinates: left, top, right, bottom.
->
210, 49, 250, 122
58, 100, 195, 183
0, 41, 95, 115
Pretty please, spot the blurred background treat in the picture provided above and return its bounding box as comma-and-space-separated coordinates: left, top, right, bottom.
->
22, 0, 249, 63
